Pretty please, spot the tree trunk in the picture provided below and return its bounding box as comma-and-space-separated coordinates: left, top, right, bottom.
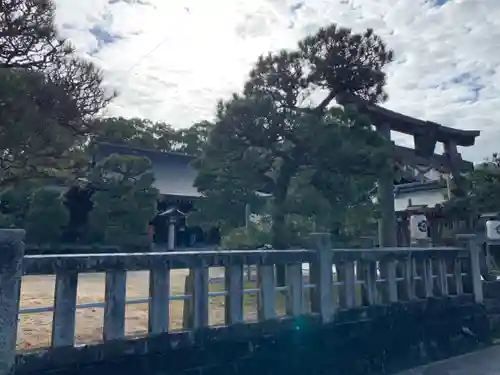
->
271, 195, 287, 249
271, 165, 295, 286
272, 201, 287, 286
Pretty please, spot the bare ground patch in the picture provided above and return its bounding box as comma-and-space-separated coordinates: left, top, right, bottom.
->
17, 269, 269, 349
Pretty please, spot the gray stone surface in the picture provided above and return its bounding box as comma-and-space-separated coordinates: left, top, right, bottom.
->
22, 246, 469, 276
15, 296, 486, 375
22, 249, 315, 275
394, 345, 500, 375
0, 229, 25, 375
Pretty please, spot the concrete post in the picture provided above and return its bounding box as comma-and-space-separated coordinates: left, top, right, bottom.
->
0, 229, 25, 375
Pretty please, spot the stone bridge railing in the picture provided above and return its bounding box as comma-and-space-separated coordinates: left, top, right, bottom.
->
0, 229, 487, 375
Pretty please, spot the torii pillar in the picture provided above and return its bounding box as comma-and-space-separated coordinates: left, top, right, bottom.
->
377, 123, 398, 247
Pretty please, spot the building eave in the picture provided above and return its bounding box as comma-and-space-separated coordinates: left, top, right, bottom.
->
394, 180, 446, 196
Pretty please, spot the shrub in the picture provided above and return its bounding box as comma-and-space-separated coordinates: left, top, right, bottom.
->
25, 189, 69, 244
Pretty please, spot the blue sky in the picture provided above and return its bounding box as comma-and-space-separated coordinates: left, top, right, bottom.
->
54, 0, 500, 162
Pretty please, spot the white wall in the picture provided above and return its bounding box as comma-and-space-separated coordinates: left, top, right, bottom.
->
394, 188, 449, 212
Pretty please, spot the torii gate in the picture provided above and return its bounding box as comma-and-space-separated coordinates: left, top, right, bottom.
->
337, 94, 480, 247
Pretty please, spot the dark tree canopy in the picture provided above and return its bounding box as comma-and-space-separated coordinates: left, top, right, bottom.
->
245, 24, 394, 113
0, 69, 91, 187
299, 26, 393, 105
195, 99, 390, 248
94, 117, 213, 156
471, 154, 500, 213
94, 117, 178, 151
86, 154, 159, 247
194, 24, 393, 251
175, 121, 212, 156
25, 189, 69, 244
0, 0, 68, 69
0, 0, 111, 123
0, 0, 112, 188
443, 153, 500, 219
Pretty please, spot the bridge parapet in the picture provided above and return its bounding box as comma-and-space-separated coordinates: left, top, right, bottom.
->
0, 231, 488, 375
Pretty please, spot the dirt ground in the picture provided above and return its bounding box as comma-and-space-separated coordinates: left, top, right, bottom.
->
17, 269, 265, 349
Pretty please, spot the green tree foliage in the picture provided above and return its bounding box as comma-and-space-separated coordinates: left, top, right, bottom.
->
86, 154, 159, 248
0, 69, 93, 187
187, 179, 266, 233
94, 117, 179, 151
220, 224, 272, 250
0, 0, 68, 70
244, 25, 393, 111
94, 117, 213, 156
468, 153, 500, 213
175, 121, 213, 156
25, 189, 69, 244
0, 185, 34, 228
304, 107, 387, 236
62, 185, 95, 243
0, 0, 112, 188
0, 184, 69, 243
195, 24, 393, 252
284, 165, 379, 244
443, 153, 500, 219
297, 26, 393, 105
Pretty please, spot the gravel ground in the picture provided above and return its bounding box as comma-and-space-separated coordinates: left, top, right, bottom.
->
17, 268, 238, 349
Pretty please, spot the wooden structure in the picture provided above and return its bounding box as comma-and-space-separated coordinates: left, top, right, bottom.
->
337, 94, 480, 247
92, 142, 216, 248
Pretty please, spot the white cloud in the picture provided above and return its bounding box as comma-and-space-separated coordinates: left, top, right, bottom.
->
53, 0, 500, 162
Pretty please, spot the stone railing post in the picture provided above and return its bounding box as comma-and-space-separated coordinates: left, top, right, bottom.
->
468, 239, 484, 304
182, 270, 194, 329
310, 233, 334, 322
0, 229, 25, 375
457, 234, 483, 303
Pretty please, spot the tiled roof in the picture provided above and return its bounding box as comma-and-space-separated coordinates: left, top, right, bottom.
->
93, 142, 201, 198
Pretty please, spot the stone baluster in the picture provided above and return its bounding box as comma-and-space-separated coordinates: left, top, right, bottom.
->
363, 260, 379, 305
338, 260, 356, 308
310, 233, 334, 323
52, 272, 79, 347
225, 264, 244, 324
103, 270, 127, 340
456, 234, 483, 303
192, 266, 209, 328
381, 257, 398, 303
453, 258, 464, 295
437, 258, 449, 296
403, 256, 417, 300
286, 262, 304, 316
148, 263, 171, 334
257, 264, 276, 321
422, 258, 434, 298
468, 240, 484, 303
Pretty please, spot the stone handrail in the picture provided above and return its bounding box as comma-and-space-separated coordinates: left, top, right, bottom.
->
0, 230, 484, 375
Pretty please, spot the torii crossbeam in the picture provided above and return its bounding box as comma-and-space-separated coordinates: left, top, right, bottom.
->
337, 94, 480, 247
